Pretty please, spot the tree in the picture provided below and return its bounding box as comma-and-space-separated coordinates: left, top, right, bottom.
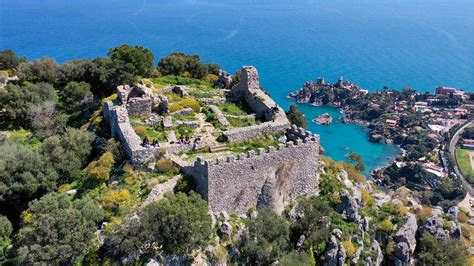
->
0, 49, 26, 70
0, 215, 12, 248
106, 192, 212, 257
157, 52, 220, 79
0, 141, 58, 211
16, 57, 58, 83
59, 81, 93, 112
0, 82, 56, 127
290, 197, 332, 255
41, 128, 94, 183
83, 57, 118, 97
286, 104, 307, 128
56, 59, 90, 85
417, 233, 470, 266
86, 152, 115, 182
108, 44, 154, 84
240, 208, 290, 264
345, 151, 366, 172
17, 192, 103, 264
139, 192, 212, 255
27, 101, 62, 139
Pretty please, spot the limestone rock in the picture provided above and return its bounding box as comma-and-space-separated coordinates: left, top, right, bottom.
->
219, 222, 232, 238
431, 206, 443, 217
336, 190, 360, 222
296, 235, 305, 249
393, 213, 417, 265
447, 206, 459, 221
172, 85, 188, 97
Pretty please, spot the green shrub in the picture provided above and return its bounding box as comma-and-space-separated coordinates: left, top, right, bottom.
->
133, 126, 147, 138
169, 103, 184, 113
156, 159, 178, 175
179, 98, 200, 112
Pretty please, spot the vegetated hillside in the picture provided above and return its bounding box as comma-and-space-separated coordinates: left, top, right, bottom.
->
0, 48, 472, 265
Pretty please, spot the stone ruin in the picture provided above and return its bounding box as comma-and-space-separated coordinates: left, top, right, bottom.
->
117, 84, 169, 117
184, 131, 320, 214
221, 66, 291, 142
103, 66, 320, 214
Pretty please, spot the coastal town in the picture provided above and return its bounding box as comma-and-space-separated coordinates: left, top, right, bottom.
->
290, 77, 474, 210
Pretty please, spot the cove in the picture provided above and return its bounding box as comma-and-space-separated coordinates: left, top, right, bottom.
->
291, 103, 401, 175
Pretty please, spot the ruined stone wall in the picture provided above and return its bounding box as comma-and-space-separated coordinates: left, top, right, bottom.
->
103, 101, 157, 168
189, 136, 320, 214
222, 116, 289, 142
127, 97, 152, 117
229, 66, 280, 121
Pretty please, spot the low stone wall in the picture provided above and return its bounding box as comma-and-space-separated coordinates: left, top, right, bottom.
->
187, 136, 320, 214
222, 112, 290, 142
209, 105, 230, 127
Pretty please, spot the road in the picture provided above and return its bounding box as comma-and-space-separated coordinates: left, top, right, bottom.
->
449, 120, 474, 196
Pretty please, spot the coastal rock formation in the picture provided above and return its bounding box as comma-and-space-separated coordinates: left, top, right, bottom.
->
313, 112, 333, 125
336, 190, 360, 222
324, 229, 346, 266
393, 213, 417, 265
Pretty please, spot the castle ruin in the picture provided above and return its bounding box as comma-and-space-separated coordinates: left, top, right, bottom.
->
103, 66, 320, 214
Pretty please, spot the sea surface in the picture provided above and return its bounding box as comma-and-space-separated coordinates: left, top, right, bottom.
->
1, 0, 473, 173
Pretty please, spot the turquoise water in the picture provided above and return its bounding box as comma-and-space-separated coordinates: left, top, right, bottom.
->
1, 0, 473, 172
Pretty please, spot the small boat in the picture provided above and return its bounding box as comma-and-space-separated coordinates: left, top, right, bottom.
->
342, 146, 349, 151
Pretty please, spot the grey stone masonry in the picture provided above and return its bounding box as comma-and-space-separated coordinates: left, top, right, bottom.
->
186, 134, 320, 214
222, 66, 290, 142
103, 101, 158, 168
209, 105, 230, 127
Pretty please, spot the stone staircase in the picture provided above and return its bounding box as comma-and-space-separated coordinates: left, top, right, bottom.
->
210, 144, 229, 153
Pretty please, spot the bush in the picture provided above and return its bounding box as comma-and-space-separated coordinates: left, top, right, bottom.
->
179, 98, 201, 112
0, 215, 12, 247
342, 240, 356, 257
240, 209, 290, 264
376, 218, 394, 233
169, 103, 184, 113
156, 159, 178, 175
133, 126, 147, 139
107, 192, 212, 257
286, 104, 307, 128
86, 152, 115, 182
98, 189, 133, 216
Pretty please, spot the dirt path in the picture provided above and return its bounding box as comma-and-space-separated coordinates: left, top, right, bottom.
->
196, 113, 218, 146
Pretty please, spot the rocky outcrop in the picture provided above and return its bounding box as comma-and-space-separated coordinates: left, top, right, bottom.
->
324, 229, 346, 266
336, 190, 360, 222
172, 85, 188, 97
419, 216, 462, 240
393, 213, 417, 265
313, 113, 333, 125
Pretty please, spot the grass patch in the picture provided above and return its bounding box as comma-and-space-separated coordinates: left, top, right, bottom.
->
228, 117, 258, 128
456, 148, 474, 183
216, 103, 248, 116
227, 134, 281, 154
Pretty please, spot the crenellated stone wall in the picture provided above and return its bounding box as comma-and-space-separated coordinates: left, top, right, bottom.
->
186, 135, 320, 214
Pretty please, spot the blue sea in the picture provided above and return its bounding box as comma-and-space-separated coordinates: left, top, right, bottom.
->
1, 0, 473, 173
